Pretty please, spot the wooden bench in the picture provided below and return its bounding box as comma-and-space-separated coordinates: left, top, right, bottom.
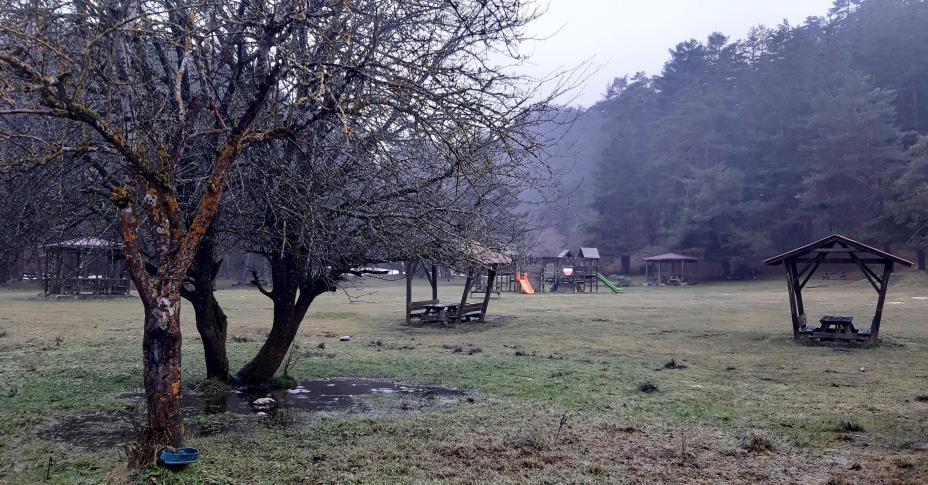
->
453, 303, 485, 322
408, 299, 439, 319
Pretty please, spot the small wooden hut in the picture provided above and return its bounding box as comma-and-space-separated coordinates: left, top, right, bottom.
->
405, 243, 512, 324
763, 234, 913, 343
643, 253, 699, 286
43, 238, 129, 296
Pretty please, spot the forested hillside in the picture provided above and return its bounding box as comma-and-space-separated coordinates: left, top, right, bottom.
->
544, 0, 928, 277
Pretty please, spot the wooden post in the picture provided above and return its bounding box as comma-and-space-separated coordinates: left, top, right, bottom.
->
870, 261, 893, 342
405, 261, 414, 324
43, 248, 50, 295
480, 268, 497, 321
789, 261, 806, 328
431, 264, 438, 301
55, 249, 63, 294
455, 269, 474, 324
784, 260, 801, 340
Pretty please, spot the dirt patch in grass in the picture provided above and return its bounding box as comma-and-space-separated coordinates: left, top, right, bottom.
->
306, 412, 838, 483
36, 411, 142, 451
661, 358, 688, 370
638, 381, 659, 393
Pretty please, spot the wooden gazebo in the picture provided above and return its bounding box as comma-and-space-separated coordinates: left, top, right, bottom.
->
405, 242, 512, 325
643, 253, 699, 286
43, 238, 129, 296
763, 234, 913, 343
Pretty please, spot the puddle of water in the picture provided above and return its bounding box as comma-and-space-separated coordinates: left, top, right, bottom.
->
174, 378, 465, 415
39, 379, 467, 449
108, 378, 466, 416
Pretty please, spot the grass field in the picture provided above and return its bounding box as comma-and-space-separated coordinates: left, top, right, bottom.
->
1, 276, 927, 483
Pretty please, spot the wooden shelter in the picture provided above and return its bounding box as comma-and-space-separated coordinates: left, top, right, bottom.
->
763, 234, 913, 343
643, 253, 699, 286
43, 238, 129, 296
405, 243, 512, 325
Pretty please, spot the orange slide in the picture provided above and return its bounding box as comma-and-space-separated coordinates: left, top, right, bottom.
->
515, 272, 535, 294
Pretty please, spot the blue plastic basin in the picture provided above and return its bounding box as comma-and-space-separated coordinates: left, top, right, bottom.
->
159, 447, 200, 466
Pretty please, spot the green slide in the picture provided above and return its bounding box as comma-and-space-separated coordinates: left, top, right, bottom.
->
596, 273, 624, 294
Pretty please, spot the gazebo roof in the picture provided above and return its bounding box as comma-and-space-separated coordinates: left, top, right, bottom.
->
44, 238, 123, 250
461, 241, 512, 267
763, 234, 913, 267
643, 252, 700, 262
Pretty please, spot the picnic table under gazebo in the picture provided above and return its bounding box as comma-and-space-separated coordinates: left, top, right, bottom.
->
763, 234, 913, 344
405, 242, 512, 325
643, 252, 700, 286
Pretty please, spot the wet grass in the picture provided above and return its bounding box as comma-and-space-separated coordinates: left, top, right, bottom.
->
1, 278, 928, 482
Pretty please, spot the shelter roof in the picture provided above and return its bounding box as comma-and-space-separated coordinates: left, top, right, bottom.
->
578, 247, 600, 259
763, 234, 913, 267
44, 238, 123, 250
461, 241, 513, 267
643, 252, 700, 262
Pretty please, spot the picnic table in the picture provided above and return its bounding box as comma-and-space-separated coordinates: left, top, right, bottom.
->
800, 315, 869, 342
422, 302, 460, 324
817, 315, 856, 333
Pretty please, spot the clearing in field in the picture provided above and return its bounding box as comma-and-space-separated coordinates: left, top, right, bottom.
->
1, 277, 927, 483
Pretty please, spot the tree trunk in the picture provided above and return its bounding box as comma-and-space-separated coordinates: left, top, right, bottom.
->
235, 252, 331, 385
720, 260, 732, 279
235, 296, 304, 384
620, 255, 631, 275
192, 291, 229, 381
0, 260, 11, 286
917, 248, 926, 272
183, 235, 230, 381
238, 252, 253, 285
142, 284, 184, 447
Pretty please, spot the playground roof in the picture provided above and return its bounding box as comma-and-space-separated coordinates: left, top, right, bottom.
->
763, 234, 913, 266
643, 252, 700, 262
556, 249, 573, 258
578, 247, 600, 259
44, 238, 123, 250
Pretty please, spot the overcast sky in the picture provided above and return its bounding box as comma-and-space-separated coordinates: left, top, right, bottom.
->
522, 0, 836, 106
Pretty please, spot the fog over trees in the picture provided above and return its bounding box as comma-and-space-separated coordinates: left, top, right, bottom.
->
541, 0, 928, 276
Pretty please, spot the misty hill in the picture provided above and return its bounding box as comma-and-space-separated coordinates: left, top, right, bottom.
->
538, 0, 928, 277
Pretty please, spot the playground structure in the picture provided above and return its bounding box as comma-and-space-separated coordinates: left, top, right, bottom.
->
43, 238, 130, 297
643, 252, 700, 286
764, 234, 912, 344
544, 248, 599, 292
488, 247, 623, 294
405, 243, 512, 325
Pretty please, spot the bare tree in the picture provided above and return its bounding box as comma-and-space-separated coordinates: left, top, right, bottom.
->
0, 0, 366, 447
197, 0, 570, 383
0, 0, 575, 449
